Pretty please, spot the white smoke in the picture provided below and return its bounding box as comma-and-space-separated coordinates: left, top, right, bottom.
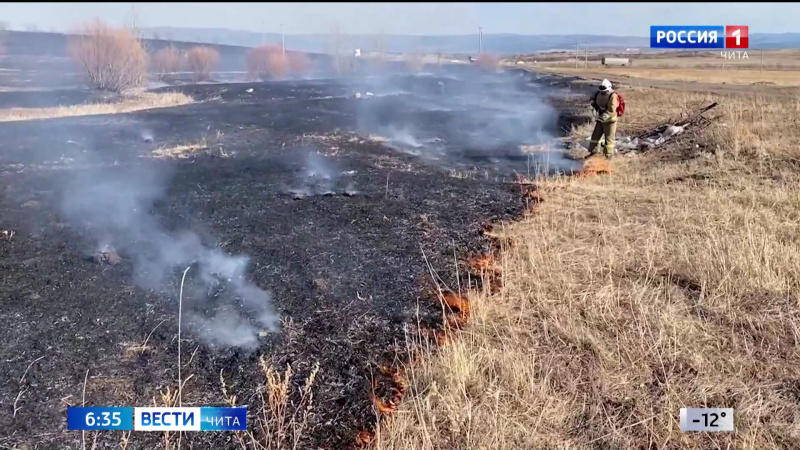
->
350, 66, 572, 174
58, 154, 279, 349
286, 150, 353, 197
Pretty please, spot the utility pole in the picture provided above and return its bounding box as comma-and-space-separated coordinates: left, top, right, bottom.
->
760, 50, 764, 72
575, 41, 579, 68
478, 26, 483, 55
130, 3, 138, 37
585, 46, 588, 68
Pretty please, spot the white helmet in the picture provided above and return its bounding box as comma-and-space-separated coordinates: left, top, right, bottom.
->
599, 79, 613, 91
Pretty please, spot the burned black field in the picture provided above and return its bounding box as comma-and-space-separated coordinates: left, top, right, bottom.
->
0, 68, 589, 449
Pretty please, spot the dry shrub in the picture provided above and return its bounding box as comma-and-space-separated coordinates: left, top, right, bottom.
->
376, 88, 800, 449
67, 20, 147, 93
475, 53, 500, 71
247, 45, 289, 80
151, 46, 182, 81
258, 359, 318, 449
222, 357, 319, 449
185, 46, 219, 82
247, 45, 315, 80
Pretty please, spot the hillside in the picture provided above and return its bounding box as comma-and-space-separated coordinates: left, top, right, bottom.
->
0, 31, 329, 89
140, 26, 800, 54
0, 31, 252, 71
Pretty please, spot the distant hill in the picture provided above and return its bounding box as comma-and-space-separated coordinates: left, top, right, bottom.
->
139, 27, 800, 54
0, 31, 297, 88
0, 31, 324, 72
140, 27, 651, 54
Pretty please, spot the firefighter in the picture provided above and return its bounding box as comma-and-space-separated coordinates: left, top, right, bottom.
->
588, 79, 619, 159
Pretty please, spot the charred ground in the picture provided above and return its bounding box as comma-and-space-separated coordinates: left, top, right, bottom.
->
0, 67, 591, 449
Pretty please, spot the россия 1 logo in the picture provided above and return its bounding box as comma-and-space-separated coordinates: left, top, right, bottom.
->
650, 26, 748, 49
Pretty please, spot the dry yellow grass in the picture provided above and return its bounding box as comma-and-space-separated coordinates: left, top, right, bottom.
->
603, 50, 800, 71
550, 66, 800, 86
0, 92, 192, 122
151, 142, 208, 159
515, 49, 800, 73
375, 87, 800, 448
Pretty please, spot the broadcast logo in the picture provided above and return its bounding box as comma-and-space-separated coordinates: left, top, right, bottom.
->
650, 26, 748, 49
68, 406, 247, 431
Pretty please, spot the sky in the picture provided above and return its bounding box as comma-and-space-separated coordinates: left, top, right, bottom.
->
0, 2, 797, 36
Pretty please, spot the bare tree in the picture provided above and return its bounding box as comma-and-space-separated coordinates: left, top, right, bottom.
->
185, 46, 219, 82
369, 31, 388, 72
67, 20, 147, 92
127, 4, 143, 40
326, 23, 350, 76
24, 23, 38, 32
152, 46, 182, 81
247, 44, 288, 80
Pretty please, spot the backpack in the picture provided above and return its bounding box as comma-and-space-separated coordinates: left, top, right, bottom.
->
615, 92, 625, 117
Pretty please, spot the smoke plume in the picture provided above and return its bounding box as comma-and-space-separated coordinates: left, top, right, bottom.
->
56, 138, 279, 349
350, 65, 580, 175
286, 149, 356, 198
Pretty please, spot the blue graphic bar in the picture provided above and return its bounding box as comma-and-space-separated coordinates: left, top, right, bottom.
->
651, 26, 725, 49
69, 406, 246, 431
200, 407, 247, 431
67, 407, 134, 431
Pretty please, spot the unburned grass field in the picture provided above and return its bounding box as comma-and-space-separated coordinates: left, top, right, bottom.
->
374, 81, 800, 449
553, 66, 800, 86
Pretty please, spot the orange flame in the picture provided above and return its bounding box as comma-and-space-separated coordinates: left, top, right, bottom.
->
373, 396, 396, 414
441, 291, 470, 327
578, 155, 614, 177
469, 253, 502, 278
370, 365, 408, 417
356, 430, 374, 447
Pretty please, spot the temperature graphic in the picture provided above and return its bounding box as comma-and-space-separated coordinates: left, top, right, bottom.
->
680, 408, 734, 432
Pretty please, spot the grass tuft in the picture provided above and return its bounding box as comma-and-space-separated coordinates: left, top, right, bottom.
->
0, 92, 192, 122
